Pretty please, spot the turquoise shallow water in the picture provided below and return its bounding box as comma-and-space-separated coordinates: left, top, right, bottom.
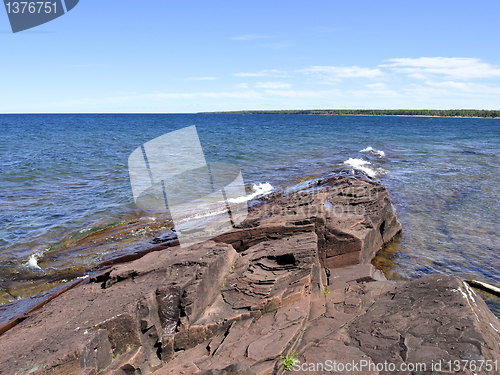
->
0, 114, 499, 313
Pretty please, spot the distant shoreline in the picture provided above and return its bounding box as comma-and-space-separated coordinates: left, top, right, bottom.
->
205, 109, 500, 118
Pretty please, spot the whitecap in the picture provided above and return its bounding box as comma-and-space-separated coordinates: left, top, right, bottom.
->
343, 158, 380, 177
27, 253, 42, 270
26, 248, 51, 270
173, 182, 274, 223
227, 182, 274, 204
180, 207, 231, 222
360, 146, 385, 158
344, 158, 372, 168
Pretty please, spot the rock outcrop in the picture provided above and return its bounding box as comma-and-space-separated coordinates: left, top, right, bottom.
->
1, 174, 499, 375
212, 174, 401, 268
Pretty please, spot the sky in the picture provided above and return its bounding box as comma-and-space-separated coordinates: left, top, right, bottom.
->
1, 0, 500, 113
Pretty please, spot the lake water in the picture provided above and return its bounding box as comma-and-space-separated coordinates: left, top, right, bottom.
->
1, 114, 499, 314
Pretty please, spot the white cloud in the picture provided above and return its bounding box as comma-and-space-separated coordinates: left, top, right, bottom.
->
264, 89, 335, 98
50, 91, 262, 106
230, 34, 270, 41
183, 77, 218, 81
30, 57, 500, 112
423, 80, 500, 94
364, 83, 387, 89
381, 57, 500, 79
299, 65, 384, 82
255, 81, 291, 89
233, 69, 288, 77
354, 83, 399, 97
198, 91, 261, 99
407, 73, 428, 80
121, 91, 263, 100
132, 93, 196, 100
349, 88, 399, 98
424, 80, 469, 90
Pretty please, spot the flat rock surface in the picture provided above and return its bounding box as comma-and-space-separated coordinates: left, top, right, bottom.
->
295, 274, 500, 375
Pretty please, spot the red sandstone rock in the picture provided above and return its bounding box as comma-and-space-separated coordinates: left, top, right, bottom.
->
1, 175, 497, 375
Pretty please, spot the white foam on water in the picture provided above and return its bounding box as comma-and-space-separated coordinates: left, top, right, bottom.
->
344, 158, 371, 168
183, 207, 230, 221
175, 182, 275, 224
26, 248, 50, 270
360, 146, 385, 157
27, 253, 42, 270
343, 158, 388, 177
227, 182, 274, 204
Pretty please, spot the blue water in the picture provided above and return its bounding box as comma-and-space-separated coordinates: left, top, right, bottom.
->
1, 114, 499, 312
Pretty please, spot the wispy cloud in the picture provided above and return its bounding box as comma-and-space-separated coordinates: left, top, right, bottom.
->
423, 80, 500, 94
364, 83, 387, 89
255, 81, 291, 89
299, 65, 384, 82
198, 91, 261, 99
230, 34, 271, 41
233, 69, 288, 77
29, 57, 500, 112
132, 93, 196, 100
349, 83, 399, 97
381, 57, 500, 80
424, 80, 469, 90
256, 41, 292, 50
131, 91, 262, 100
42, 91, 262, 109
264, 89, 336, 98
183, 77, 218, 81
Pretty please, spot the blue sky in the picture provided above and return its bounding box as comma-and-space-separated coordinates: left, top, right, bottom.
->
1, 0, 500, 113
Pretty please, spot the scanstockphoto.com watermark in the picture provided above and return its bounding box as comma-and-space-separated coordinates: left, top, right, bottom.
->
128, 126, 380, 248
291, 359, 498, 373
249, 183, 383, 220
129, 126, 249, 248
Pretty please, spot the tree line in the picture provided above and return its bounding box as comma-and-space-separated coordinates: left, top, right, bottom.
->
211, 109, 500, 118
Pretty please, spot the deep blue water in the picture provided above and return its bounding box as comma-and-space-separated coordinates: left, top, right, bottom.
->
1, 114, 499, 312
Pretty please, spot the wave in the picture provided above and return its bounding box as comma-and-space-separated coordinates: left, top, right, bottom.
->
26, 248, 48, 270
343, 158, 387, 178
175, 182, 275, 223
360, 146, 385, 158
227, 182, 274, 204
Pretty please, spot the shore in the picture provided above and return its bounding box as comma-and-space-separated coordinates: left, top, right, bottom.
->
206, 109, 500, 118
1, 173, 499, 374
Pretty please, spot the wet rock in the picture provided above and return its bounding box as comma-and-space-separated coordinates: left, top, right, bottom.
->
3, 176, 497, 375
0, 241, 238, 374
214, 175, 402, 269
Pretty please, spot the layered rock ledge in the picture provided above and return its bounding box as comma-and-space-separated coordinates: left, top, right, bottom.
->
1, 174, 499, 375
